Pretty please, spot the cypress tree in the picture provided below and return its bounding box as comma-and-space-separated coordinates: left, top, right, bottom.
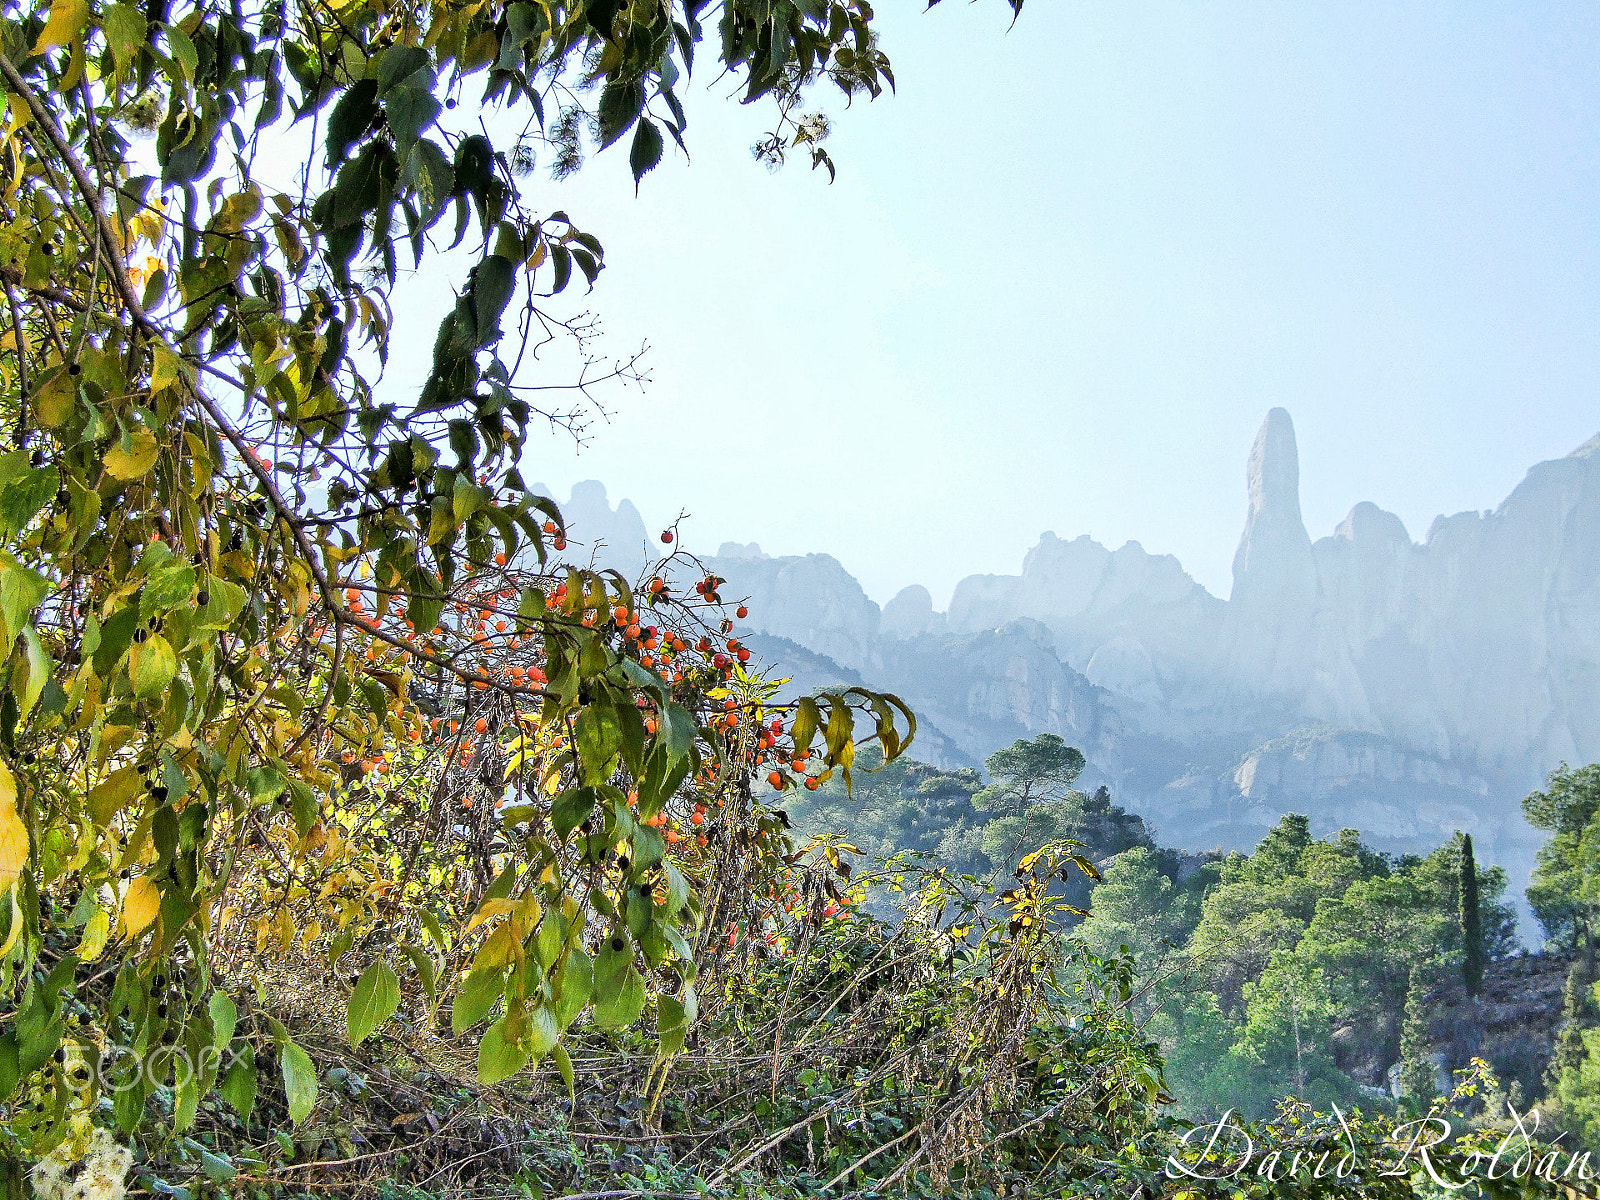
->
1460, 833, 1485, 997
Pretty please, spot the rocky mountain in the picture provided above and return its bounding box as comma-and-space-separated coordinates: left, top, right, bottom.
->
544, 415, 1600, 909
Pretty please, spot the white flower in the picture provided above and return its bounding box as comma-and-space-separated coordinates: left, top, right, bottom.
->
29, 1157, 68, 1199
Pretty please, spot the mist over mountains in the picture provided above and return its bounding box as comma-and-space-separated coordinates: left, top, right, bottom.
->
540, 410, 1600, 899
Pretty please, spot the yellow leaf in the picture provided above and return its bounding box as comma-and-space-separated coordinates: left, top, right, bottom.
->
103, 428, 160, 480
121, 875, 160, 937
34, 369, 75, 428
89, 765, 142, 825
77, 906, 110, 960
0, 762, 28, 896
29, 0, 89, 56
465, 897, 518, 935
150, 342, 184, 393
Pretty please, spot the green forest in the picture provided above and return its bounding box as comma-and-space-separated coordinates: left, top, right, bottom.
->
792, 743, 1600, 1150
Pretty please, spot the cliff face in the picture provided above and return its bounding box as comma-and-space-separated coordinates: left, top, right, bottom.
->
533, 481, 652, 580
553, 416, 1599, 905
699, 547, 882, 674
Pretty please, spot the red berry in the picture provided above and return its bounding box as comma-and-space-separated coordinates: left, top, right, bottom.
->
660, 530, 673, 544
736, 606, 748, 619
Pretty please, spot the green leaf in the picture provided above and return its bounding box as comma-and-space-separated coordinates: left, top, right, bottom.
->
574, 703, 623, 785
346, 959, 400, 1045
245, 766, 287, 804
452, 473, 485, 525
629, 117, 663, 191
142, 563, 195, 614
526, 1004, 559, 1061
400, 945, 438, 1003
164, 22, 198, 83
332, 142, 388, 228
0, 554, 46, 659
219, 1044, 256, 1121
552, 1042, 575, 1104
278, 1039, 317, 1125
477, 1015, 530, 1084
656, 992, 689, 1057
199, 1150, 236, 1183
174, 1073, 199, 1131
596, 79, 643, 148
208, 990, 237, 1051
195, 577, 247, 629
452, 966, 505, 1034
592, 962, 646, 1031
101, 3, 147, 69
377, 45, 431, 94
553, 947, 591, 1030
0, 460, 55, 539
13, 627, 49, 720
385, 85, 441, 149
326, 78, 379, 163
403, 139, 455, 224
551, 787, 595, 842
472, 255, 516, 346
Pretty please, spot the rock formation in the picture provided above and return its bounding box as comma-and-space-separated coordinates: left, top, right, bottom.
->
533, 480, 653, 579
554, 416, 1600, 912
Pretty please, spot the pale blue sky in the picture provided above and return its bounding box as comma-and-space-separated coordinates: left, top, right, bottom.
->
382, 1, 1600, 606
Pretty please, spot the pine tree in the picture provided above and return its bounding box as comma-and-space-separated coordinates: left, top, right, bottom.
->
1460, 833, 1485, 997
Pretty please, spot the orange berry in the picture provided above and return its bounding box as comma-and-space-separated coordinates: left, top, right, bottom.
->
691, 811, 705, 825
768, 771, 783, 789
805, 777, 820, 791
475, 717, 488, 733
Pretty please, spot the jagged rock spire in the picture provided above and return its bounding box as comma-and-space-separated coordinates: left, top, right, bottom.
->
1228, 408, 1318, 693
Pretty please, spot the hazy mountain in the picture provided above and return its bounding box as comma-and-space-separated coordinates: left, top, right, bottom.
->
547, 414, 1600, 904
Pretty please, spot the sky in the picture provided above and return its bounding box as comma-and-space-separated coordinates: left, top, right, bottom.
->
377, 1, 1600, 608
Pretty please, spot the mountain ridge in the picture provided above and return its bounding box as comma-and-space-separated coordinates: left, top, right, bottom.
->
541, 415, 1600, 909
